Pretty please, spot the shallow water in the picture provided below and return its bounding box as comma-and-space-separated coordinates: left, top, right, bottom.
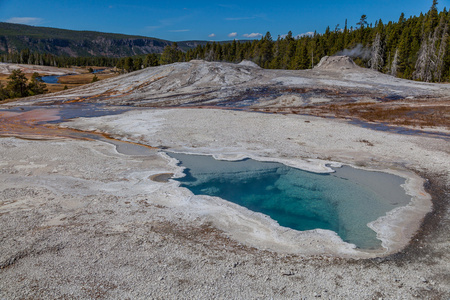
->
41, 75, 62, 84
47, 103, 132, 123
41, 69, 104, 84
168, 152, 411, 249
0, 104, 132, 124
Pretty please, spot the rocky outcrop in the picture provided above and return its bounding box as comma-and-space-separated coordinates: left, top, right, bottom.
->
314, 55, 360, 70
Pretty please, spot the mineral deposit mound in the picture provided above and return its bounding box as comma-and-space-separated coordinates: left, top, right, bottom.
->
314, 55, 360, 70
238, 60, 261, 68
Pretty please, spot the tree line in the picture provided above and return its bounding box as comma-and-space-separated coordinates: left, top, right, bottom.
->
113, 1, 429, 82
1, 1, 448, 82
0, 50, 120, 68
113, 1, 450, 82
175, 1, 447, 82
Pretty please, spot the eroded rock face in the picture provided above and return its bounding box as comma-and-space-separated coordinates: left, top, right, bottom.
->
314, 55, 360, 70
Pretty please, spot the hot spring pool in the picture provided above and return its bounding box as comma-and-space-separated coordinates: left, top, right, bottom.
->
168, 152, 411, 249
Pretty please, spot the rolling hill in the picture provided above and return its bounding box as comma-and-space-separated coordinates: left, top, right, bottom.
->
0, 22, 208, 57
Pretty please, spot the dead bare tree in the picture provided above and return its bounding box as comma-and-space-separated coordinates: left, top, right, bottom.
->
205, 49, 215, 61
390, 48, 399, 76
413, 36, 433, 81
414, 16, 448, 82
369, 32, 384, 71
435, 22, 448, 82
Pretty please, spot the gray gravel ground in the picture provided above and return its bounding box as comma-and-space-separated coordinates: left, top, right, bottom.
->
1, 59, 449, 299
1, 109, 449, 299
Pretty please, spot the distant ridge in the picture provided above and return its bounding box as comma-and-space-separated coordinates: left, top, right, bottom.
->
0, 22, 208, 57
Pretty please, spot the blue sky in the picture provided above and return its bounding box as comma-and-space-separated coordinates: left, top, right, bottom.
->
0, 1, 447, 41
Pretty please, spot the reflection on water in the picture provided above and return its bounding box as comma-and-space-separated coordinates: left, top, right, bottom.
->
169, 152, 411, 249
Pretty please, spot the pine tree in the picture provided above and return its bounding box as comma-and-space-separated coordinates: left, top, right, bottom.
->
160, 43, 181, 65
357, 15, 369, 29
143, 53, 159, 67
28, 72, 48, 95
426, 0, 439, 34
6, 69, 28, 98
134, 57, 143, 70
0, 83, 7, 100
124, 57, 134, 72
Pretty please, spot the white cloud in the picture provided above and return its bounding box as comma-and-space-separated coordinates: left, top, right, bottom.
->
225, 16, 255, 21
208, 33, 216, 38
228, 32, 238, 38
296, 32, 314, 38
145, 26, 160, 31
242, 33, 262, 38
145, 15, 191, 32
218, 4, 237, 9
6, 17, 43, 26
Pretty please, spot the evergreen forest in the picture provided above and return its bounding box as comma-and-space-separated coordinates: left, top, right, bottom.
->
1, 1, 448, 82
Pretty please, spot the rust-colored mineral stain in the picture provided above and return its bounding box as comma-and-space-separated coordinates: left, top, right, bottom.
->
0, 108, 158, 151
0, 108, 97, 140
0, 109, 61, 122
0, 109, 69, 138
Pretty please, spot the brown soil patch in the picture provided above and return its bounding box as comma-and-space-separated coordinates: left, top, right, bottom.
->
314, 100, 450, 129
150, 173, 174, 183
250, 99, 450, 129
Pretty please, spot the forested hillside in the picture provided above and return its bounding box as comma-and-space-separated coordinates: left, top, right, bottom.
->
130, 1, 440, 82
0, 22, 173, 57
1, 1, 448, 82
178, 1, 449, 82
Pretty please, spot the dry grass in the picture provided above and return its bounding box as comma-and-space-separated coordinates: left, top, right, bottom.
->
45, 73, 117, 92
45, 83, 78, 93
58, 73, 117, 85
0, 74, 9, 86
0, 73, 39, 86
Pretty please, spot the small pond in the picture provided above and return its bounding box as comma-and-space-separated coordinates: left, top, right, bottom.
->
41, 75, 61, 84
168, 152, 411, 249
41, 69, 104, 84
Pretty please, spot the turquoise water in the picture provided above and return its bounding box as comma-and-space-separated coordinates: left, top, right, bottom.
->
169, 153, 411, 249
